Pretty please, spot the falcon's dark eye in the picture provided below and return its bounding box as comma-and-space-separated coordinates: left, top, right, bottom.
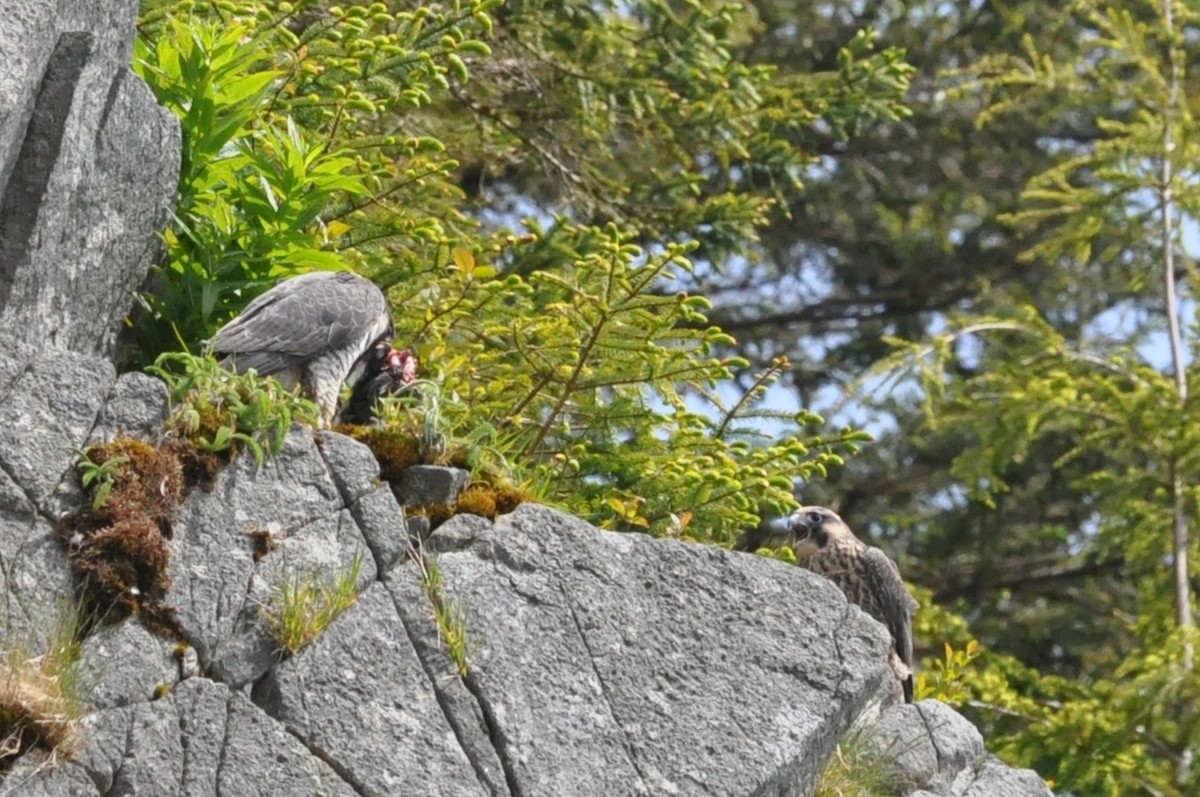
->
806, 510, 824, 525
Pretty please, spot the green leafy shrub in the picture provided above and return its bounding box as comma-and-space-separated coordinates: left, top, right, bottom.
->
148, 352, 321, 464
386, 229, 869, 543
132, 13, 370, 362
131, 0, 890, 545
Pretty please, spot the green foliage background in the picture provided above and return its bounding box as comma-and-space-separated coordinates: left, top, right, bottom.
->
132, 0, 893, 542
132, 0, 1200, 794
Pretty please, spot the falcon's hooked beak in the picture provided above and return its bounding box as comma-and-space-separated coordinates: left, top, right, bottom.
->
788, 507, 830, 558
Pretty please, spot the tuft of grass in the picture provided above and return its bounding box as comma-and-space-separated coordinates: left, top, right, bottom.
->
414, 549, 469, 677
0, 607, 85, 768
813, 727, 913, 797
261, 554, 362, 656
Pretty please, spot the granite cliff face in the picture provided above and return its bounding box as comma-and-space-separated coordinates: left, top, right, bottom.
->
0, 2, 1054, 796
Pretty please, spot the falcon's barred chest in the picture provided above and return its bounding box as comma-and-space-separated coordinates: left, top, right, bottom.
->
789, 506, 917, 703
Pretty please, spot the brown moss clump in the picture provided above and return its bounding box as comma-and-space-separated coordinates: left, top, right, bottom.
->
338, 426, 421, 482
164, 440, 224, 494
491, 481, 532, 515
444, 445, 472, 470
338, 426, 536, 533
86, 438, 184, 536
418, 480, 536, 535
246, 527, 278, 561
455, 481, 534, 520
57, 435, 220, 632
455, 486, 497, 518
71, 517, 170, 618
422, 503, 456, 528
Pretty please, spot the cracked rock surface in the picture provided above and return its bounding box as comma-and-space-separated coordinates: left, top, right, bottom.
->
0, 1, 1057, 794
0, 367, 1058, 797
866, 701, 1053, 797
425, 505, 893, 797
0, 0, 179, 359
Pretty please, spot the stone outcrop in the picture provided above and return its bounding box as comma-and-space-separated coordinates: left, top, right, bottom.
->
0, 363, 1054, 796
866, 701, 1052, 797
0, 1, 1056, 796
0, 0, 179, 358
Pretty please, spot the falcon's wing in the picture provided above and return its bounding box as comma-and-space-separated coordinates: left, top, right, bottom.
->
210, 271, 391, 375
862, 546, 915, 670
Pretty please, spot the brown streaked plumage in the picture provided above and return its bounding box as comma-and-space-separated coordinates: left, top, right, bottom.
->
788, 505, 918, 703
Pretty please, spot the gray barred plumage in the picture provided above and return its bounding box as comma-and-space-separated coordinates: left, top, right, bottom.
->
788, 505, 918, 703
208, 271, 394, 425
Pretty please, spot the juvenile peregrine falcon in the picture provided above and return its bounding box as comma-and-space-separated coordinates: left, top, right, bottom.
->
788, 506, 918, 703
209, 271, 395, 425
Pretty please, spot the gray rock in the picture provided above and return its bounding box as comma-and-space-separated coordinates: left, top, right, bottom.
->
867, 700, 985, 793
90, 371, 169, 444
423, 503, 890, 797
0, 0, 57, 200
0, 0, 180, 359
407, 513, 432, 543
0, 522, 75, 652
919, 700, 987, 786
424, 511, 491, 554
861, 702, 942, 790
0, 756, 97, 796
963, 756, 1054, 797
74, 678, 360, 797
223, 683, 364, 797
350, 485, 411, 575
862, 700, 1052, 797
0, 336, 115, 508
166, 429, 372, 686
77, 618, 179, 709
315, 429, 382, 505
387, 571, 511, 797
397, 464, 470, 506
254, 582, 486, 797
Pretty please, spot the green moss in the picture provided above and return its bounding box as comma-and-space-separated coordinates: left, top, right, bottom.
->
341, 426, 421, 482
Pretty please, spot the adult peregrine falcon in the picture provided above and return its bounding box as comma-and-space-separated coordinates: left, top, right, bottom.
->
788, 506, 918, 703
209, 271, 396, 425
